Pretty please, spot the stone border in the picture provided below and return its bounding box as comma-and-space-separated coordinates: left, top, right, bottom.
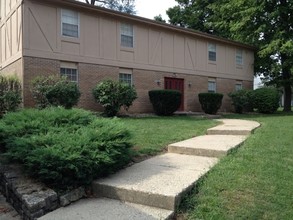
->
0, 164, 85, 220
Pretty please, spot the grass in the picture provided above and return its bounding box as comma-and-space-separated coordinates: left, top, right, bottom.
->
178, 113, 293, 219
120, 116, 217, 156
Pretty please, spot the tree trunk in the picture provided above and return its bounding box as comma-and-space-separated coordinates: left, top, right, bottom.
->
282, 61, 292, 112
283, 84, 292, 112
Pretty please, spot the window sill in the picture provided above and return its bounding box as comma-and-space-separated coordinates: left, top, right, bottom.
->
120, 47, 134, 52
208, 61, 217, 65
236, 64, 243, 69
61, 36, 80, 44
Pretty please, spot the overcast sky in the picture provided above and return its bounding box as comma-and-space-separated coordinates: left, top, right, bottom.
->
135, 0, 177, 21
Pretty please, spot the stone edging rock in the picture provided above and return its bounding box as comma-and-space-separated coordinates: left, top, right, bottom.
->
0, 164, 86, 220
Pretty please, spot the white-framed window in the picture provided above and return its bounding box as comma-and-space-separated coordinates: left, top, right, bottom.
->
119, 69, 133, 86
236, 49, 243, 65
61, 9, 79, 38
208, 43, 217, 62
120, 23, 134, 48
208, 78, 216, 93
60, 62, 78, 82
235, 82, 243, 91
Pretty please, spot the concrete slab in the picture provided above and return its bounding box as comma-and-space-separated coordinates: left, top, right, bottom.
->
92, 153, 218, 211
168, 135, 247, 158
39, 198, 173, 220
207, 119, 260, 135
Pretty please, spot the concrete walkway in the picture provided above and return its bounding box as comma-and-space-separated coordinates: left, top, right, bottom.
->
40, 119, 260, 220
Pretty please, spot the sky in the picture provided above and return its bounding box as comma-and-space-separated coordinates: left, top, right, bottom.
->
78, 0, 177, 21
135, 0, 177, 21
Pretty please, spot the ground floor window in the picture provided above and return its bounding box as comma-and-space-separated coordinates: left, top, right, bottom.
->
119, 69, 133, 86
208, 78, 216, 93
235, 81, 243, 91
60, 62, 78, 82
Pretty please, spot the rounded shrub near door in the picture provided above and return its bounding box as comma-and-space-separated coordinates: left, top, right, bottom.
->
149, 90, 181, 116
198, 93, 223, 114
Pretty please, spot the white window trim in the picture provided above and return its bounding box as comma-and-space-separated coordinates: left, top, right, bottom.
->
119, 69, 133, 86
208, 43, 217, 62
120, 23, 134, 48
61, 9, 80, 38
208, 78, 217, 93
236, 49, 243, 65
235, 82, 243, 91
60, 62, 78, 83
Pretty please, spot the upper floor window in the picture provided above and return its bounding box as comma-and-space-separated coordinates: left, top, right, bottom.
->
60, 62, 78, 82
62, 9, 79, 38
120, 23, 133, 48
236, 49, 243, 65
119, 69, 133, 86
208, 43, 217, 62
208, 78, 216, 93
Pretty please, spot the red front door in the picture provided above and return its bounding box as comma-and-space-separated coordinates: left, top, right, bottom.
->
164, 77, 184, 111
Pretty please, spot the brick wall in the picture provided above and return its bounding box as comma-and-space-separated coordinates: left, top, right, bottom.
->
21, 57, 253, 113
23, 57, 60, 107
78, 63, 119, 111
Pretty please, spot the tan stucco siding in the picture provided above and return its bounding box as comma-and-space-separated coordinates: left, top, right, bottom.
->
22, 0, 254, 82
0, 0, 22, 69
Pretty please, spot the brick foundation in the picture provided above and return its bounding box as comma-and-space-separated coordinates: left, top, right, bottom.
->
20, 57, 253, 113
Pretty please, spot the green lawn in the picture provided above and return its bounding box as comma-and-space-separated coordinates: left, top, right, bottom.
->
178, 113, 293, 219
120, 116, 217, 156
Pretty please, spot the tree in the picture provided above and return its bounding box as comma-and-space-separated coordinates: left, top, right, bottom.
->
83, 0, 136, 14
166, 0, 216, 34
154, 14, 166, 23
167, 0, 293, 112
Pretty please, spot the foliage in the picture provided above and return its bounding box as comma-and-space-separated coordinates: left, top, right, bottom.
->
229, 90, 253, 113
46, 80, 81, 109
0, 75, 22, 117
198, 93, 223, 114
154, 14, 166, 23
179, 114, 293, 219
0, 108, 132, 189
83, 0, 136, 14
92, 80, 137, 117
148, 90, 181, 116
31, 75, 81, 109
251, 87, 280, 114
166, 0, 216, 34
167, 0, 293, 112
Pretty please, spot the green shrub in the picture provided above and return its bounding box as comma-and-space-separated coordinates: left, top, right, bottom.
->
0, 75, 22, 117
31, 75, 60, 109
148, 90, 181, 116
198, 93, 223, 114
46, 80, 81, 109
31, 75, 81, 109
229, 90, 254, 113
0, 108, 132, 189
251, 87, 280, 113
92, 80, 137, 117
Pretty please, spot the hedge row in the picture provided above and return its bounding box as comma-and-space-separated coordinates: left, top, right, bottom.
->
229, 87, 280, 114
